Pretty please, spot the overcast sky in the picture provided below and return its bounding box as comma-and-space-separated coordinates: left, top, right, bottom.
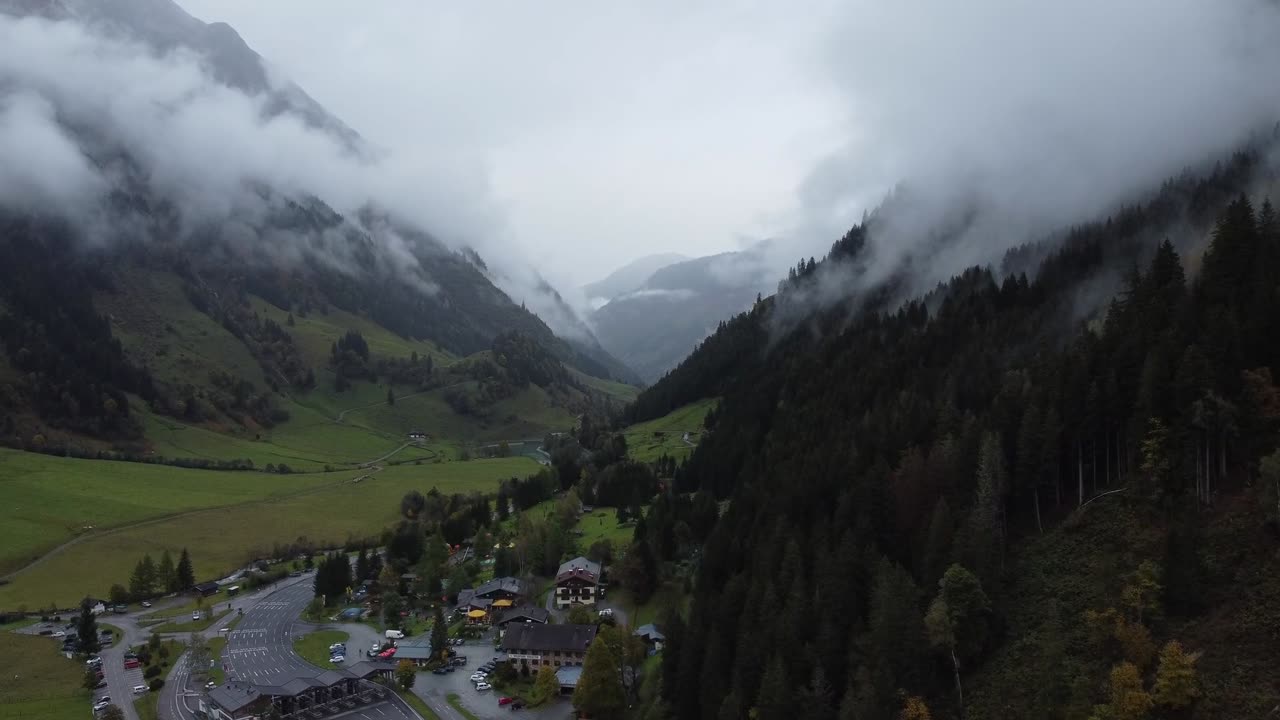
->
167, 1, 1280, 297
176, 1, 847, 287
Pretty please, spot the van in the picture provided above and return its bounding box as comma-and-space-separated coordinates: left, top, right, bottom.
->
132, 685, 148, 695
384, 629, 404, 640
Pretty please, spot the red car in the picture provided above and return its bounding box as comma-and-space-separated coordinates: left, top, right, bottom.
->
124, 659, 141, 669
378, 648, 396, 659
498, 697, 514, 706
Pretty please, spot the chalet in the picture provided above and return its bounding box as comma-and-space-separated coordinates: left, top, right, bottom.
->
501, 623, 598, 671
393, 636, 436, 666
495, 606, 551, 627
472, 576, 527, 604
82, 598, 107, 615
554, 557, 601, 609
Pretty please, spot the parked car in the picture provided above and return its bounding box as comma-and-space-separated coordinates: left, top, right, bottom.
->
206, 681, 216, 690
499, 697, 515, 706
94, 680, 107, 690
191, 611, 201, 621
92, 697, 111, 710
371, 642, 381, 654
132, 685, 148, 695
330, 655, 345, 663
432, 667, 449, 675
86, 656, 102, 666
385, 630, 404, 640
140, 601, 152, 608
475, 682, 492, 692
51, 630, 65, 638
124, 659, 141, 669
378, 648, 396, 659
470, 672, 488, 682
511, 700, 525, 710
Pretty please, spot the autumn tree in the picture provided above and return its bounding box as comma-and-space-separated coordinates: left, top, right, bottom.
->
395, 660, 416, 690
1152, 640, 1200, 710
1094, 662, 1152, 720
900, 696, 933, 720
531, 665, 559, 706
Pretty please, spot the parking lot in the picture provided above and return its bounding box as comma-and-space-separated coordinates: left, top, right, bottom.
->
409, 635, 573, 720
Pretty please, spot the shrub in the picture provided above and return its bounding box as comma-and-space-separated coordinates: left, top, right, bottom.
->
143, 665, 161, 679
148, 678, 164, 691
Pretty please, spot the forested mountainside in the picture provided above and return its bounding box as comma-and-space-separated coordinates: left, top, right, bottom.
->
629, 149, 1280, 719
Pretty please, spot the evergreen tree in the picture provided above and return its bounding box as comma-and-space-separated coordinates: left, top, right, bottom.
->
386, 387, 395, 406
716, 690, 743, 720
754, 655, 789, 720
176, 548, 195, 591
430, 605, 448, 662
1100, 662, 1153, 720
574, 634, 625, 718
797, 666, 836, 720
129, 554, 157, 600
76, 599, 101, 655
157, 550, 176, 594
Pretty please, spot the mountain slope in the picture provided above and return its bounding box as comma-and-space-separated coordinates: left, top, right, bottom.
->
0, 0, 636, 457
583, 252, 689, 307
627, 150, 1280, 719
590, 247, 774, 382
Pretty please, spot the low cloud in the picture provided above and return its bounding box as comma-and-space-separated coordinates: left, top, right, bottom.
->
777, 0, 1280, 304
0, 11, 501, 294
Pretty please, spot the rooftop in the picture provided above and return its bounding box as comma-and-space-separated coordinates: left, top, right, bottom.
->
473, 576, 525, 598
635, 623, 666, 641
496, 606, 551, 625
556, 666, 583, 688
501, 623, 598, 653
555, 556, 601, 584
208, 681, 263, 712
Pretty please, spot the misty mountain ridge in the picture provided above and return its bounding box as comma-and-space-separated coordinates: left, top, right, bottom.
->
588, 244, 776, 383
582, 252, 689, 308
0, 0, 639, 452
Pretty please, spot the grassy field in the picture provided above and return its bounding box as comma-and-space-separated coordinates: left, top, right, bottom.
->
0, 627, 88, 720
293, 629, 348, 668
206, 636, 228, 685
621, 398, 717, 463
0, 457, 539, 610
132, 639, 183, 720
0, 449, 340, 579
569, 368, 640, 404
576, 507, 635, 554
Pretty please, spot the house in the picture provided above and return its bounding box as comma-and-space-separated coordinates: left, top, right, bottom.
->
495, 606, 551, 627
193, 582, 220, 598
393, 636, 436, 666
634, 624, 666, 653
82, 598, 107, 615
501, 623, 598, 671
472, 576, 527, 604
554, 557, 601, 609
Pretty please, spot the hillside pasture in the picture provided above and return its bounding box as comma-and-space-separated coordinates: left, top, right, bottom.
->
621, 398, 718, 463
0, 456, 540, 610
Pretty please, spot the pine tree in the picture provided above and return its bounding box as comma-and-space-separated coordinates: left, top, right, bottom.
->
754, 655, 789, 720
574, 634, 625, 717
717, 690, 743, 720
76, 599, 101, 655
924, 564, 990, 705
430, 605, 448, 662
1152, 640, 1200, 710
157, 550, 176, 594
176, 548, 195, 591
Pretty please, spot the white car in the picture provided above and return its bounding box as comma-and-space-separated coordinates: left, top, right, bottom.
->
474, 682, 492, 692
132, 685, 148, 695
141, 601, 152, 608
206, 681, 216, 690
51, 630, 65, 638
192, 611, 201, 621
330, 655, 345, 663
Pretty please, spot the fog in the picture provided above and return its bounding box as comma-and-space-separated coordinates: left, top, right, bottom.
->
784, 0, 1280, 300
4, 1, 1280, 339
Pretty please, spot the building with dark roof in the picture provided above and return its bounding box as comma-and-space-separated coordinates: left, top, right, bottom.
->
635, 623, 666, 653
556, 665, 583, 693
202, 662, 395, 720
495, 606, 551, 627
501, 623, 598, 670
554, 557, 601, 609
393, 635, 436, 666
473, 576, 527, 603
193, 581, 221, 597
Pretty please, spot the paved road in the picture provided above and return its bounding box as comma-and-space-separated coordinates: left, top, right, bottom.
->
223, 581, 317, 685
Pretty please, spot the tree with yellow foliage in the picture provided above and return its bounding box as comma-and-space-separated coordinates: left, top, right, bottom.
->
899, 696, 932, 720
1153, 640, 1200, 710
